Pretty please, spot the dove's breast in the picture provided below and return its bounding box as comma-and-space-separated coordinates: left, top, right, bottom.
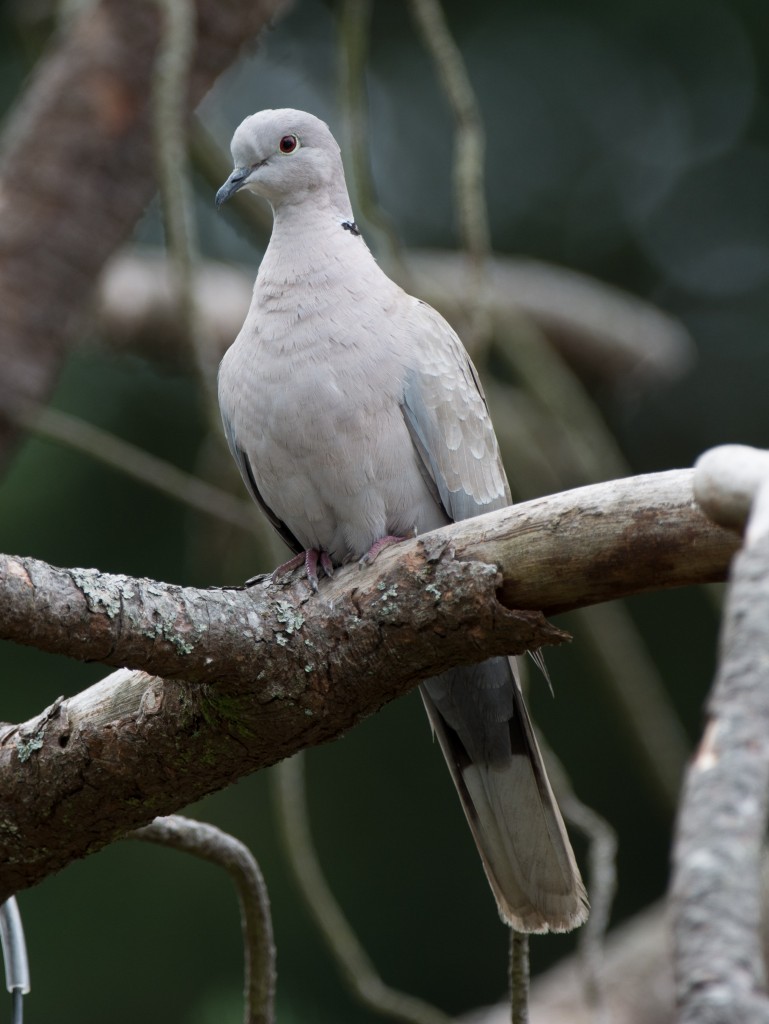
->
218, 272, 447, 563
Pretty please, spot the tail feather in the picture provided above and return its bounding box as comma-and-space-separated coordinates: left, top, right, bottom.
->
420, 657, 588, 933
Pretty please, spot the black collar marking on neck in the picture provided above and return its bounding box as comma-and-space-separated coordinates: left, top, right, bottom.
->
341, 219, 361, 236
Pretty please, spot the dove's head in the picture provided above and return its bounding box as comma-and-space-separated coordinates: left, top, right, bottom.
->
216, 109, 349, 211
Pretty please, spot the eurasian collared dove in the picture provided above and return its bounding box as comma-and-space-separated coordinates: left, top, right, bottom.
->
216, 108, 588, 933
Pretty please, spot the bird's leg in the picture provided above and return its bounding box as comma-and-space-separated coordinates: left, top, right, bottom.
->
358, 534, 407, 567
272, 548, 334, 592
271, 552, 305, 580
317, 549, 335, 580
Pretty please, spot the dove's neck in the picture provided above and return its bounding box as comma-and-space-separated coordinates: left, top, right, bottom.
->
257, 190, 383, 296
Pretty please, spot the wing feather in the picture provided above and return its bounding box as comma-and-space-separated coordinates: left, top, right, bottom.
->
401, 301, 510, 524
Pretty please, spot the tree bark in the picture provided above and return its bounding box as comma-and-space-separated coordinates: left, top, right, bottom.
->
0, 0, 286, 466
0, 469, 737, 899
672, 515, 769, 1022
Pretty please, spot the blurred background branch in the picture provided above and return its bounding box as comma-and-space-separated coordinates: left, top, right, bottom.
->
273, 754, 455, 1024
130, 815, 276, 1024
10, 400, 257, 531
89, 246, 692, 381
0, 0, 287, 467
337, 0, 407, 279
407, 0, 491, 268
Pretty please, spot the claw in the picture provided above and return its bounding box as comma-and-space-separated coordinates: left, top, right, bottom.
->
271, 548, 333, 591
271, 551, 305, 583
358, 534, 407, 568
303, 549, 321, 592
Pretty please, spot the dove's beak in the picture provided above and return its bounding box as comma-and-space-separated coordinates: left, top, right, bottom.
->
215, 167, 250, 208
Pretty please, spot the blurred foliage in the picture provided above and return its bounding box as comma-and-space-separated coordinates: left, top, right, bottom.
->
1, 0, 768, 1021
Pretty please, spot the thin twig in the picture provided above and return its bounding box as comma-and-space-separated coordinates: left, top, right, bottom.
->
509, 931, 530, 1024
130, 814, 276, 1024
564, 800, 617, 1023
483, 379, 572, 498
337, 0, 407, 280
407, 0, 492, 348
14, 402, 257, 532
406, 0, 490, 264
153, 0, 218, 399
540, 743, 617, 1023
272, 754, 455, 1024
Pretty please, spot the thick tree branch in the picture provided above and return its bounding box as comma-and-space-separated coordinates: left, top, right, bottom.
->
0, 545, 561, 901
672, 535, 769, 1023
453, 469, 737, 614
0, 470, 735, 670
0, 470, 737, 899
672, 447, 769, 1022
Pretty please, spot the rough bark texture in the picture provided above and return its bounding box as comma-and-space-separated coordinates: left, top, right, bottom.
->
0, 0, 285, 464
0, 545, 553, 692
0, 471, 736, 669
0, 470, 737, 899
671, 529, 769, 1023
0, 543, 561, 899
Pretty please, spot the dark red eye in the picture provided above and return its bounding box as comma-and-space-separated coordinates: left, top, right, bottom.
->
279, 134, 299, 154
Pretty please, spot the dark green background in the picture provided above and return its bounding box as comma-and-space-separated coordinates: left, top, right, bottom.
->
1, 0, 767, 1019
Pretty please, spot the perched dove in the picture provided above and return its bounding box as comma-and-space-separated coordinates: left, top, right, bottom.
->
216, 109, 588, 933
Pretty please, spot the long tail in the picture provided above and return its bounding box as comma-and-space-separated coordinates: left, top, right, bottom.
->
420, 656, 588, 933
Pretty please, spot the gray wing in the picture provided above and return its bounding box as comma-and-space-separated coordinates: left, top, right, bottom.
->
401, 300, 511, 524
220, 407, 303, 556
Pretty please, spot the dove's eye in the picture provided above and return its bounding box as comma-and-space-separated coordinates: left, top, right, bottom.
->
279, 135, 300, 154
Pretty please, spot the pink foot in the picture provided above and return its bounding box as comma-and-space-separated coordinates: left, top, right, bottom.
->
358, 534, 407, 568
272, 548, 334, 592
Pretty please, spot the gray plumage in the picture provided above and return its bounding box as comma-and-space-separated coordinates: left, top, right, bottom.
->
217, 108, 588, 933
